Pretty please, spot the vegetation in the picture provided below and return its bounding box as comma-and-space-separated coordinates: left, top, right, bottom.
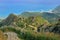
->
20, 12, 60, 23
0, 6, 60, 40
0, 27, 60, 40
0, 30, 7, 40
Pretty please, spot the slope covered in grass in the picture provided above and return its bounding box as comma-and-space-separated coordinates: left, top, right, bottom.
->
20, 12, 60, 23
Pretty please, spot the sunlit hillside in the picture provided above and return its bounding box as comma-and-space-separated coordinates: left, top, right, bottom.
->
0, 4, 60, 40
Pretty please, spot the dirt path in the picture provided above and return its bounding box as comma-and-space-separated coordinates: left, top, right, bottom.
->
4, 32, 20, 40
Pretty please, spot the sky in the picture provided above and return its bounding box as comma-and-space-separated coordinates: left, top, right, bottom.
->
0, 0, 60, 18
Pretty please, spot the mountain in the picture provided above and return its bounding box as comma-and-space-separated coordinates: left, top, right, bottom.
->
39, 12, 60, 23
52, 5, 60, 16
20, 12, 40, 17
0, 13, 60, 40
1, 12, 58, 27
0, 13, 49, 28
52, 5, 60, 13
1, 13, 18, 26
20, 12, 60, 23
25, 16, 49, 26
17, 15, 50, 28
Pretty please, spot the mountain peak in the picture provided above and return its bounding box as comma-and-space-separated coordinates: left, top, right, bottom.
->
1, 13, 18, 25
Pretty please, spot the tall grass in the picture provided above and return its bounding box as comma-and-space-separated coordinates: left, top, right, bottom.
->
0, 27, 60, 40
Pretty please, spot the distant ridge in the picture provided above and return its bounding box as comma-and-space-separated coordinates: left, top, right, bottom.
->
20, 12, 60, 23
52, 5, 60, 16
52, 5, 60, 13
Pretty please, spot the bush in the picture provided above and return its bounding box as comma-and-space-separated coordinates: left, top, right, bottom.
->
16, 21, 25, 28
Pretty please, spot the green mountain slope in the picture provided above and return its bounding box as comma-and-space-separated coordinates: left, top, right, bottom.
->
39, 12, 60, 23
20, 12, 40, 17
25, 16, 49, 26
20, 12, 60, 23
0, 13, 18, 26
0, 13, 60, 40
0, 13, 49, 27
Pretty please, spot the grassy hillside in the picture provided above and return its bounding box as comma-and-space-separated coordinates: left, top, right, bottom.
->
39, 12, 60, 23
20, 12, 41, 17
0, 13, 18, 26
20, 12, 60, 23
0, 13, 60, 40
25, 16, 49, 26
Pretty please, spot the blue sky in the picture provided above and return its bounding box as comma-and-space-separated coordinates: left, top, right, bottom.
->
0, 0, 60, 18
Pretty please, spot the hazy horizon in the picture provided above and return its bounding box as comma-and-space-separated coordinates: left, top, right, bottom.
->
0, 0, 60, 18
